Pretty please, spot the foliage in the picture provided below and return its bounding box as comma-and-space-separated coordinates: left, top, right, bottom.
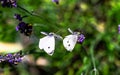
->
0, 0, 120, 75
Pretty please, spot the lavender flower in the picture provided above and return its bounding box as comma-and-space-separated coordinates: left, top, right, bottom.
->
16, 22, 33, 36
16, 22, 26, 32
52, 0, 59, 4
0, 52, 23, 64
118, 25, 120, 34
14, 14, 33, 36
14, 14, 22, 21
77, 34, 85, 44
0, 0, 17, 7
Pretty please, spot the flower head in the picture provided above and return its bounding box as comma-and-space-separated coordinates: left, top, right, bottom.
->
0, 0, 17, 7
14, 14, 23, 21
0, 52, 23, 64
16, 22, 33, 36
77, 34, 85, 44
118, 25, 120, 34
14, 14, 32, 36
52, 0, 59, 4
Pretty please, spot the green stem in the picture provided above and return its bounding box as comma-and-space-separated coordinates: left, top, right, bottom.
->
90, 34, 103, 75
90, 41, 97, 75
91, 42, 96, 67
17, 5, 50, 23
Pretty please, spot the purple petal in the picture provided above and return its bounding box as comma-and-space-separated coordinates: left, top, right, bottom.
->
52, 0, 59, 4
118, 25, 120, 34
16, 26, 19, 31
77, 34, 85, 44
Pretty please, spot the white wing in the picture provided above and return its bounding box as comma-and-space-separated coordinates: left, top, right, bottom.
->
39, 36, 55, 56
63, 35, 78, 51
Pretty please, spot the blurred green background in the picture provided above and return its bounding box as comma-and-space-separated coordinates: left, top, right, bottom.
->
0, 0, 120, 75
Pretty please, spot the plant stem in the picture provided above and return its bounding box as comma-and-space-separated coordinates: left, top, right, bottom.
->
17, 5, 50, 23
90, 41, 97, 75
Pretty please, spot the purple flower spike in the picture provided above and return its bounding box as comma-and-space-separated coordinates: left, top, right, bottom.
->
0, 51, 23, 64
118, 25, 120, 34
52, 0, 59, 4
16, 22, 33, 36
0, 0, 17, 8
77, 34, 85, 44
14, 14, 22, 21
6, 53, 12, 57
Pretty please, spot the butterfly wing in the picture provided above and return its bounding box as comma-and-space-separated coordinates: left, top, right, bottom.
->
63, 35, 78, 51
39, 36, 55, 56
39, 37, 46, 50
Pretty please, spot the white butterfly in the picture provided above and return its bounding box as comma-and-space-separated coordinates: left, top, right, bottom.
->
39, 32, 62, 56
63, 28, 79, 52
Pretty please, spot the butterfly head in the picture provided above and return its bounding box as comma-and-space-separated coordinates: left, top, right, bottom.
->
73, 32, 80, 35
48, 32, 54, 36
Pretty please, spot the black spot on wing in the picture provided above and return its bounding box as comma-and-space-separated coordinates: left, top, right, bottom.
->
68, 44, 70, 46
49, 50, 54, 54
48, 46, 50, 49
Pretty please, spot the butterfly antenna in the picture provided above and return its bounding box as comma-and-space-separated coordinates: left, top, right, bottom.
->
58, 35, 63, 39
57, 35, 63, 39
41, 32, 48, 35
68, 28, 73, 34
